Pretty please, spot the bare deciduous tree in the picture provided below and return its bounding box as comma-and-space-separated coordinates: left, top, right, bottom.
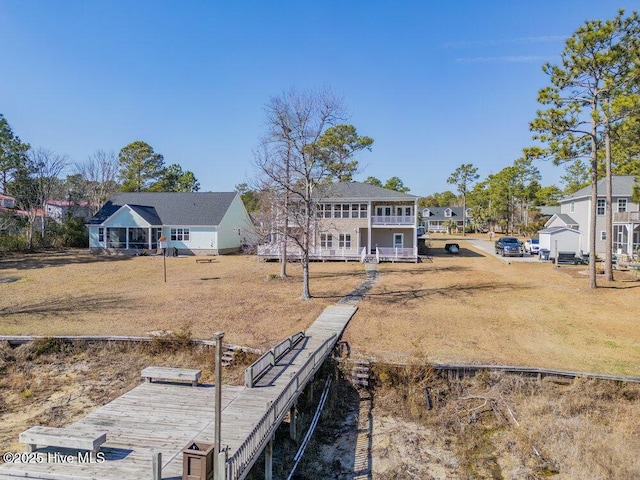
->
255, 87, 345, 299
75, 149, 120, 214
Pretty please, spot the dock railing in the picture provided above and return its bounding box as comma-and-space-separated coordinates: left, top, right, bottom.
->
228, 333, 337, 479
244, 331, 305, 388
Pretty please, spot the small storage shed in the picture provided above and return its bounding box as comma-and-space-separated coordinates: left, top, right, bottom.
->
538, 226, 582, 258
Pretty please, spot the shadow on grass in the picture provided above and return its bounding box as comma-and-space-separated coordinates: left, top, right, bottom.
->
364, 282, 514, 305
427, 247, 485, 258
378, 265, 471, 275
0, 250, 134, 271
0, 294, 129, 317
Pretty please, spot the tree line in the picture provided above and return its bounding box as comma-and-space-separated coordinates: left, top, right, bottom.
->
0, 120, 199, 251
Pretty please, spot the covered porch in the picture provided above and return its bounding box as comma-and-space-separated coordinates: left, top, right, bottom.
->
613, 212, 640, 260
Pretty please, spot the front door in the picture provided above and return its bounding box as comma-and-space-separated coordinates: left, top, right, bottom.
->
393, 233, 404, 249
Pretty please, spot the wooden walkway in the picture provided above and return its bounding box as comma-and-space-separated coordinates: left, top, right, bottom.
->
0, 304, 357, 480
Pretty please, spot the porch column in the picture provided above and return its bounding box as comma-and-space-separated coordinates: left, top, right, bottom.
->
125, 227, 129, 249
148, 227, 152, 250
368, 201, 372, 254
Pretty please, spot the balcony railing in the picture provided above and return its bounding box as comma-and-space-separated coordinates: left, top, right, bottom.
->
613, 211, 640, 223
371, 215, 415, 226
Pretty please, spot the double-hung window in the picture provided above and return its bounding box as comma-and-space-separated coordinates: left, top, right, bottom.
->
98, 227, 104, 243
597, 199, 605, 216
320, 233, 332, 248
339, 233, 351, 249
618, 199, 627, 213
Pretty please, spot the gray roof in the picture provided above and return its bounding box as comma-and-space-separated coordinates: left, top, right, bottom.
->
555, 213, 578, 226
561, 175, 637, 202
539, 226, 580, 234
422, 206, 469, 219
314, 182, 417, 201
88, 192, 238, 226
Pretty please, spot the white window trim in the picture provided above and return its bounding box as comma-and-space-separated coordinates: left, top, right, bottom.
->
339, 233, 351, 249
171, 228, 190, 242
618, 198, 627, 213
393, 233, 404, 248
600, 231, 606, 241
320, 233, 333, 248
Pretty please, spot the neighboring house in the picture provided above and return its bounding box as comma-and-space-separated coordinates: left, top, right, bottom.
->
420, 206, 472, 233
0, 194, 16, 209
87, 192, 254, 255
0, 194, 17, 231
543, 175, 639, 257
45, 200, 93, 222
257, 182, 419, 262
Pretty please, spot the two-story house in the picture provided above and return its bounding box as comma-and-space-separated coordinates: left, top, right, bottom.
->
543, 175, 639, 257
420, 206, 472, 233
257, 182, 419, 262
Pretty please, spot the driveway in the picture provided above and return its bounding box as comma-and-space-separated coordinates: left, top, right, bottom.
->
467, 238, 541, 263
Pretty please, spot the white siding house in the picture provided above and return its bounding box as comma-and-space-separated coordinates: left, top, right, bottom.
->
87, 192, 254, 255
546, 176, 639, 257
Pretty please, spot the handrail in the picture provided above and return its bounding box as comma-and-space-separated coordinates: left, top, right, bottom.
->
228, 333, 337, 479
244, 331, 305, 388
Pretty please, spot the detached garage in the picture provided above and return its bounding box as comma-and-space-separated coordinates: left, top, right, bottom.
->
538, 226, 582, 259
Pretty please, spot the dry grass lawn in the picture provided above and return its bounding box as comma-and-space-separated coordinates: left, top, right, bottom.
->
1, 239, 639, 375
0, 251, 365, 349
344, 235, 640, 376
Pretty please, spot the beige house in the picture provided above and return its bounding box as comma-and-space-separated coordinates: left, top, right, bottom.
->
258, 182, 419, 262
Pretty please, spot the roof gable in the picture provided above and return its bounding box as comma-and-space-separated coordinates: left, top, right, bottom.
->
88, 192, 238, 226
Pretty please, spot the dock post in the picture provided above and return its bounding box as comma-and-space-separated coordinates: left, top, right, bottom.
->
265, 436, 273, 480
213, 331, 225, 480
289, 403, 297, 441
152, 451, 161, 480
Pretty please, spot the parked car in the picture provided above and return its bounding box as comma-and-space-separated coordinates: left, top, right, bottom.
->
495, 236, 524, 257
523, 238, 540, 255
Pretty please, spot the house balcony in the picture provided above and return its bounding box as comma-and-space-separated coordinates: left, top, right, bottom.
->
613, 211, 640, 223
371, 215, 415, 226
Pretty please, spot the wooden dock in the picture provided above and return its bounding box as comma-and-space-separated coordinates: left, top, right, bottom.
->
0, 304, 357, 480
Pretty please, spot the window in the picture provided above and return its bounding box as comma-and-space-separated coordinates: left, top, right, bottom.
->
339, 233, 351, 249
405, 207, 412, 216
317, 203, 333, 218
570, 201, 575, 213
618, 199, 627, 213
352, 204, 367, 218
341, 204, 350, 218
171, 228, 190, 241
359, 204, 367, 218
444, 209, 452, 217
332, 204, 349, 219
600, 231, 606, 241
320, 233, 332, 248
98, 227, 104, 243
597, 199, 605, 216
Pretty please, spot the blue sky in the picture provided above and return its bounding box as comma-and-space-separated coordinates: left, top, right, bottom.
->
1, 1, 637, 196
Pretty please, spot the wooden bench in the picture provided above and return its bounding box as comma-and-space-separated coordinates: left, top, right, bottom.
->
196, 258, 216, 263
19, 426, 107, 453
141, 366, 202, 386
